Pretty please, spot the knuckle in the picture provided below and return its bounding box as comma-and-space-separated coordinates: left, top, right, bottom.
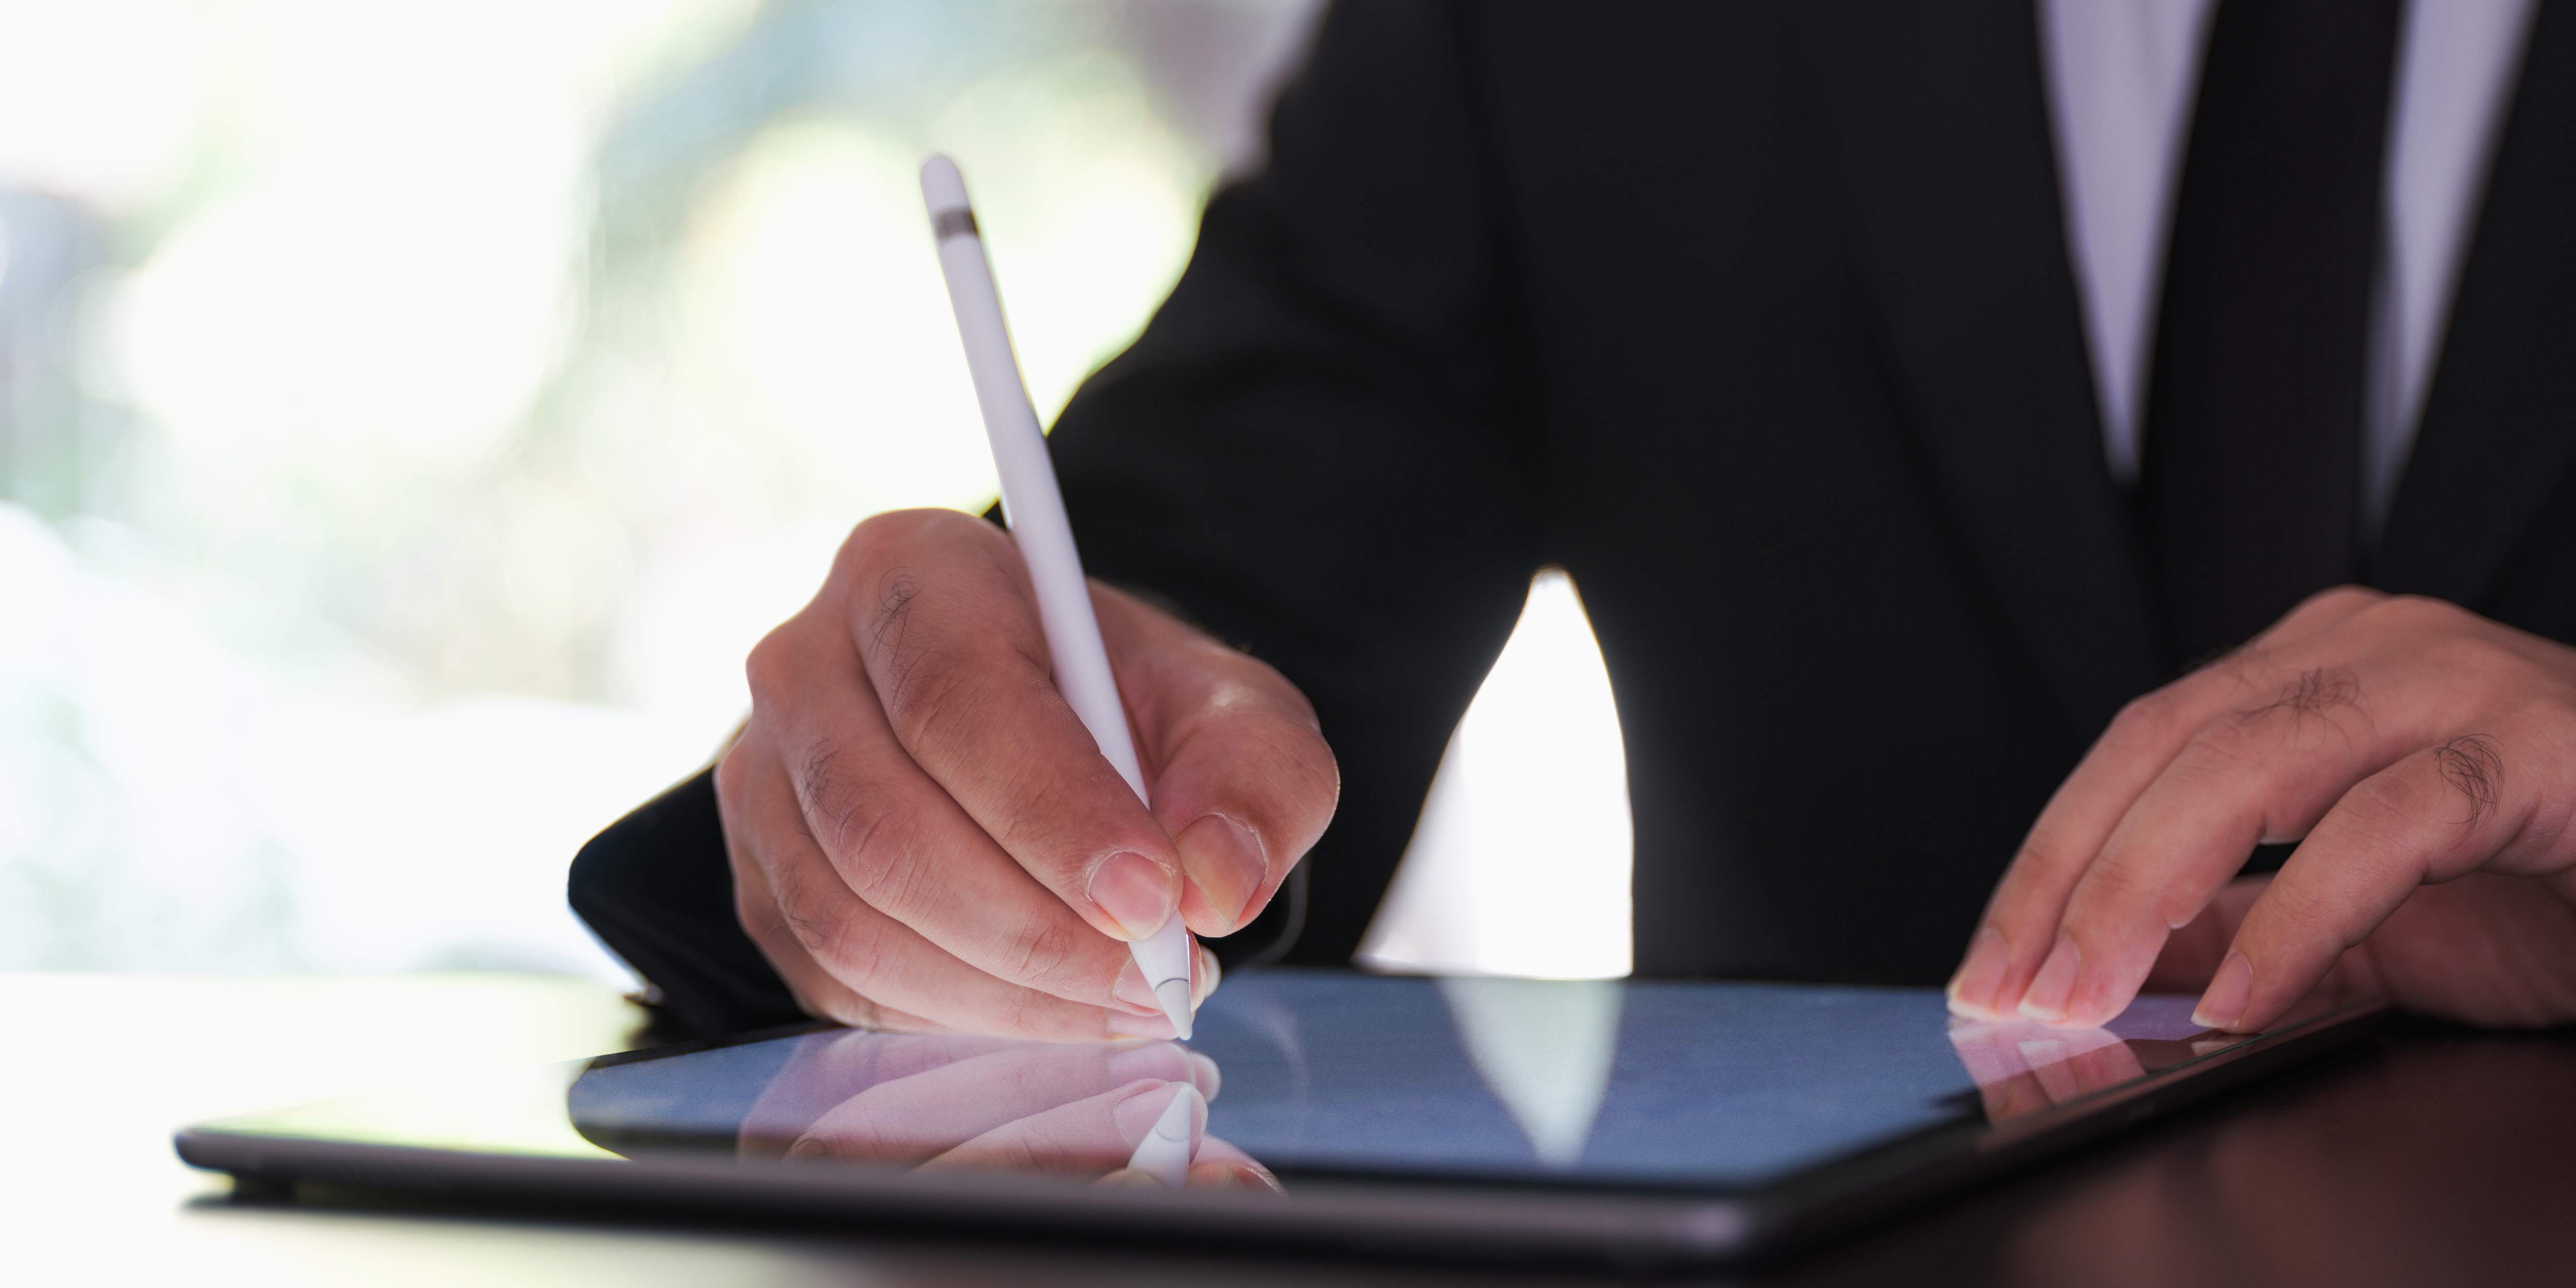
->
787, 744, 944, 917
2335, 768, 2427, 843
846, 507, 943, 564
763, 860, 824, 951
2307, 584, 2382, 614
768, 863, 878, 982
810, 776, 919, 901
2184, 709, 2272, 770
2256, 666, 2364, 720
2430, 734, 2504, 825
869, 568, 928, 662
2007, 828, 2067, 880
2378, 592, 2461, 628
743, 623, 801, 709
844, 507, 997, 575
1001, 916, 1092, 995
794, 733, 855, 819
2106, 689, 2184, 746
888, 643, 1046, 764
814, 914, 891, 990
878, 641, 977, 745
2211, 640, 2277, 690
2069, 857, 2149, 920
994, 988, 1063, 1039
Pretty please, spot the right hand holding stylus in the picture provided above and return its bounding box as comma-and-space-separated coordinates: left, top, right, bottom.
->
714, 507, 1339, 1040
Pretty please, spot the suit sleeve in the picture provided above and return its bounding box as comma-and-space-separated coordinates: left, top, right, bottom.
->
568, 0, 1538, 1034
1051, 0, 1541, 963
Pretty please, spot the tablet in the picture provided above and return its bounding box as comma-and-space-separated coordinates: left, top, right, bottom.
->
175, 969, 2379, 1267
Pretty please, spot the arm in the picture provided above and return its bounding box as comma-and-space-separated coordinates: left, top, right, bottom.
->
1050, 0, 1544, 961
572, 1, 1541, 1034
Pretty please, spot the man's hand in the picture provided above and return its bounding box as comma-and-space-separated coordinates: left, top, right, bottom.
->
715, 508, 1338, 1040
1948, 587, 2576, 1032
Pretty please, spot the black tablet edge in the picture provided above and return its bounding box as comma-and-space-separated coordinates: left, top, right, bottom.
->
172, 1127, 1751, 1269
169, 997, 2387, 1269
1733, 997, 2389, 1262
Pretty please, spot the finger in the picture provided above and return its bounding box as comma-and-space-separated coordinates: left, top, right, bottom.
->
2018, 662, 2406, 1026
2145, 875, 2267, 992
749, 602, 1160, 1015
2148, 874, 2387, 1016
2195, 732, 2537, 1031
1185, 1139, 1283, 1193
1948, 587, 2385, 1019
1104, 1148, 1280, 1193
920, 1079, 1206, 1178
726, 733, 1163, 1041
836, 509, 1185, 946
722, 736, 927, 1030
1096, 585, 1339, 936
780, 1042, 1219, 1165
731, 847, 930, 1030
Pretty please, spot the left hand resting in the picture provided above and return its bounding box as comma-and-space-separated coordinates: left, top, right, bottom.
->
1947, 587, 2576, 1031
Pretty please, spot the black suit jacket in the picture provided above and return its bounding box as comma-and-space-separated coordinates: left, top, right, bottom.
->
572, 1, 2576, 1038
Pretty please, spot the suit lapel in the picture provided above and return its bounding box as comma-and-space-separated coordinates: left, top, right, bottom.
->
1801, 0, 2166, 740
2374, 0, 2576, 605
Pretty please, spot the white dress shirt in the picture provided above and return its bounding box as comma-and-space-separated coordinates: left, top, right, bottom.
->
2039, 0, 2536, 531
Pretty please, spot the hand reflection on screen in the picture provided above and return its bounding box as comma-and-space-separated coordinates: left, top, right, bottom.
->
1946, 1016, 2152, 1123
733, 1031, 1280, 1193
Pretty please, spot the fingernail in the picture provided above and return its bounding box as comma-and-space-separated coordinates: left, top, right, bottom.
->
2017, 935, 2082, 1023
2193, 951, 2253, 1030
1188, 1050, 1222, 1100
1946, 926, 2012, 1018
1088, 851, 1179, 940
1177, 814, 1266, 928
1111, 963, 1163, 1016
1107, 1010, 1177, 1040
1099, 1168, 1162, 1189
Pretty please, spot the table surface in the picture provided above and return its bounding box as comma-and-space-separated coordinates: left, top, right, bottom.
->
9, 972, 2571, 1286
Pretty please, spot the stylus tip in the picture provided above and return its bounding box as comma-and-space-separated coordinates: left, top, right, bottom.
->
1155, 978, 1194, 1042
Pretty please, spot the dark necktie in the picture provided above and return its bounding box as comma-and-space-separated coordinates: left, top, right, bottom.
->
2141, 0, 2404, 667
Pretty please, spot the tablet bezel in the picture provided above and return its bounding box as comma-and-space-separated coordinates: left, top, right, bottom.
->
173, 982, 2386, 1268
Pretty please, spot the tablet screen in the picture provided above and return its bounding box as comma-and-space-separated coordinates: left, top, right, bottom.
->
564, 971, 2295, 1191
202, 970, 2352, 1197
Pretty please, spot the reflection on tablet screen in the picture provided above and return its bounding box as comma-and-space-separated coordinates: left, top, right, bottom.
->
563, 971, 2349, 1194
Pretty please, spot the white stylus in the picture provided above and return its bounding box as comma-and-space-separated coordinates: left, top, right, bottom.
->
920, 153, 1196, 1042
1124, 1082, 1205, 1188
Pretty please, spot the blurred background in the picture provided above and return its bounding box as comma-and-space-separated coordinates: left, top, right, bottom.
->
0, 0, 1631, 987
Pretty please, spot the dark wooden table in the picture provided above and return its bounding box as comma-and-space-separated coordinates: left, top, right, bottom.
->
12, 973, 2569, 1285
